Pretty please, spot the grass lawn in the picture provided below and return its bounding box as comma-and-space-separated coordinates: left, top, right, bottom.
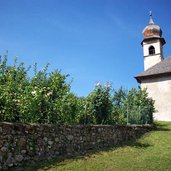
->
17, 122, 171, 171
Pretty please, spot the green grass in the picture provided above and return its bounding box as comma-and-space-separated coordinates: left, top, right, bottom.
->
17, 122, 171, 171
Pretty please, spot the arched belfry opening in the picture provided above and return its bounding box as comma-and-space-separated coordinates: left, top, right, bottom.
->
149, 46, 155, 55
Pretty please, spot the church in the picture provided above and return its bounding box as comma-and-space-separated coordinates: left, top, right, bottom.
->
135, 13, 171, 121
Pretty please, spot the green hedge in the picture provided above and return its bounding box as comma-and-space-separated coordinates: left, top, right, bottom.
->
0, 56, 155, 125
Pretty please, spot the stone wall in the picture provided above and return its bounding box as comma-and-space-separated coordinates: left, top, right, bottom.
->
0, 122, 152, 170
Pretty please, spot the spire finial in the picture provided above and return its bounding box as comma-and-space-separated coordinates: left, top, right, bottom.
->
149, 11, 154, 24
149, 11, 152, 17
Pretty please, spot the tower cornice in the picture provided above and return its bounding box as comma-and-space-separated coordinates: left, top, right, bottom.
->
141, 37, 166, 46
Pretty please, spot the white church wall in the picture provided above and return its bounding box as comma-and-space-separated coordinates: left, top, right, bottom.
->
143, 40, 163, 70
144, 54, 162, 71
141, 75, 171, 121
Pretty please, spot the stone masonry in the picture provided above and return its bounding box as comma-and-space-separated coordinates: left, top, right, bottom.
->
0, 122, 152, 170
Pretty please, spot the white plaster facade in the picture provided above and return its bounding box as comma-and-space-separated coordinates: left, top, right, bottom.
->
143, 39, 164, 70
141, 76, 171, 121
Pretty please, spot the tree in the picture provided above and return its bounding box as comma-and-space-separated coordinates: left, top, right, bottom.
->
0, 55, 155, 125
111, 87, 127, 125
86, 83, 113, 124
126, 88, 155, 124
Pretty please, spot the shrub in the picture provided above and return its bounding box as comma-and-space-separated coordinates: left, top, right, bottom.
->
85, 83, 113, 124
111, 87, 155, 125
0, 56, 72, 124
0, 55, 155, 125
126, 88, 154, 124
111, 87, 127, 125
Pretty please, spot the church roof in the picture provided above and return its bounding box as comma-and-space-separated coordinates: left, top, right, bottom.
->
142, 13, 162, 39
135, 56, 171, 83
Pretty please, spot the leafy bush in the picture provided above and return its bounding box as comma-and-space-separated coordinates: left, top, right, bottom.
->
112, 88, 155, 125
0, 56, 72, 124
0, 55, 155, 125
126, 88, 154, 124
85, 83, 113, 124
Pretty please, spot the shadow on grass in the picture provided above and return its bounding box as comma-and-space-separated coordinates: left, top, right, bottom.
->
128, 141, 151, 149
11, 136, 152, 171
153, 121, 171, 132
14, 143, 152, 171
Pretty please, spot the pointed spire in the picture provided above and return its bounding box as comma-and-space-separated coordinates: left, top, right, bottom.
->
149, 11, 154, 24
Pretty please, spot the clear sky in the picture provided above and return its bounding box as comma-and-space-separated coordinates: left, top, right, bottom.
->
0, 0, 171, 96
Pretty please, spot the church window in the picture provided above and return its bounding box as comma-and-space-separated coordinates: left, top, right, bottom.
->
149, 46, 155, 55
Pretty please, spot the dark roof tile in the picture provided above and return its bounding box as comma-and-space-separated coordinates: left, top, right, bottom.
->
135, 56, 171, 81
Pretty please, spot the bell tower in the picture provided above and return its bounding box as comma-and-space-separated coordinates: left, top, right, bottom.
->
141, 12, 166, 71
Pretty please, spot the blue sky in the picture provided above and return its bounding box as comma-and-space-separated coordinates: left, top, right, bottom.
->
0, 0, 171, 96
